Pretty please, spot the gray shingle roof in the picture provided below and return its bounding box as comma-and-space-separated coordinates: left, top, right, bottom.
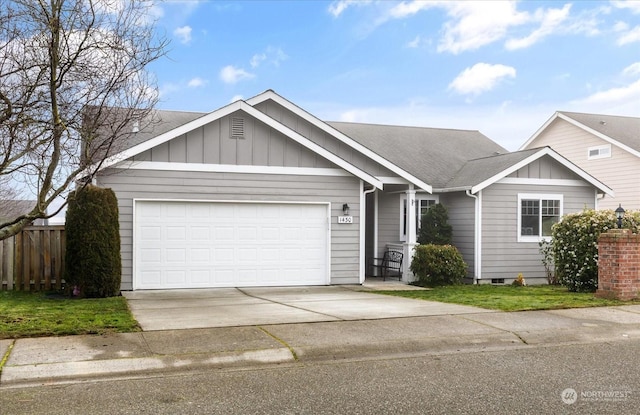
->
327, 121, 508, 188
559, 111, 640, 152
125, 109, 206, 149
443, 148, 542, 190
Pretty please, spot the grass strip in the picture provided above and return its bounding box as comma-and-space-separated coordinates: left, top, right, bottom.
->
374, 284, 640, 312
0, 291, 140, 339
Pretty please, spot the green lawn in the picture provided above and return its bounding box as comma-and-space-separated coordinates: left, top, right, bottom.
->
375, 284, 640, 311
0, 291, 140, 339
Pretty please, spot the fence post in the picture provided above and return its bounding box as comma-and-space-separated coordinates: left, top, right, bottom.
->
1, 237, 14, 290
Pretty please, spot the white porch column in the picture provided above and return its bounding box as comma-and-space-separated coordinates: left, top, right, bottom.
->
403, 188, 417, 282
406, 188, 417, 244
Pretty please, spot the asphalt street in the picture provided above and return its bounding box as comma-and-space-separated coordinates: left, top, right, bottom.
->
1, 340, 638, 415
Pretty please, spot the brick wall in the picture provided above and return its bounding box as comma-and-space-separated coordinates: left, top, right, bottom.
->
597, 229, 640, 301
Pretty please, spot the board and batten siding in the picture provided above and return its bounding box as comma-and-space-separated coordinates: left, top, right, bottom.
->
525, 119, 638, 210
440, 192, 476, 279
253, 100, 397, 178
97, 169, 361, 290
480, 183, 595, 283
133, 110, 336, 169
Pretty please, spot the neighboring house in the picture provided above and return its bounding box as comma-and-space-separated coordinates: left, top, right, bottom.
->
90, 90, 612, 290
519, 111, 640, 210
0, 200, 47, 226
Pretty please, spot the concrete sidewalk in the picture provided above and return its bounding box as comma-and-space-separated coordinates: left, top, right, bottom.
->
2, 305, 640, 388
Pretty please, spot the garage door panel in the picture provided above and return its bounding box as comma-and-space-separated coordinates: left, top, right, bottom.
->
190, 248, 210, 262
135, 201, 329, 289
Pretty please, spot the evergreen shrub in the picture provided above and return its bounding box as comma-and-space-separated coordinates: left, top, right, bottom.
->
65, 185, 121, 297
417, 203, 452, 245
410, 244, 467, 286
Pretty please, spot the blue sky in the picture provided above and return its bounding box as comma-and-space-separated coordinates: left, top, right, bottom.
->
150, 0, 640, 151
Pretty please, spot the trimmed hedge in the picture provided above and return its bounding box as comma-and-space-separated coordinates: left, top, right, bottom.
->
64, 185, 121, 298
410, 244, 467, 286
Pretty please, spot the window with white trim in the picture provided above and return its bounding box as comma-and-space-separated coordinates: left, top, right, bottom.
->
518, 194, 562, 242
587, 144, 611, 160
399, 195, 438, 241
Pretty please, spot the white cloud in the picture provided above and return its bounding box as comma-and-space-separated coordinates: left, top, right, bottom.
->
573, 79, 640, 107
219, 65, 255, 84
250, 53, 266, 68
617, 25, 640, 45
612, 0, 640, 14
328, 0, 371, 17
173, 26, 192, 44
614, 21, 629, 32
187, 77, 207, 88
250, 46, 288, 68
622, 62, 640, 77
406, 35, 423, 48
159, 82, 180, 98
388, 0, 435, 19
505, 4, 571, 50
449, 63, 516, 95
437, 2, 529, 54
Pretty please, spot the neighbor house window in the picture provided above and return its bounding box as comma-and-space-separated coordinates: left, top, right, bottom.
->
518, 194, 562, 242
587, 144, 611, 160
400, 195, 438, 241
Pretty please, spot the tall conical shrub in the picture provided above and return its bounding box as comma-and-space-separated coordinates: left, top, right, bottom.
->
417, 203, 452, 245
64, 185, 121, 297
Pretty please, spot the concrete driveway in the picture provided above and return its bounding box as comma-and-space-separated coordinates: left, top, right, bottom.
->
122, 285, 493, 331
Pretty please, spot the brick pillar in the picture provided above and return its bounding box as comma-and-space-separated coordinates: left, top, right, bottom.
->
596, 229, 640, 301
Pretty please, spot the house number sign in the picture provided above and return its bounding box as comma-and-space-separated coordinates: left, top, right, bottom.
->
338, 216, 353, 224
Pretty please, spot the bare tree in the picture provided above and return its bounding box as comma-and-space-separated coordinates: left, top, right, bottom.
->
0, 0, 166, 239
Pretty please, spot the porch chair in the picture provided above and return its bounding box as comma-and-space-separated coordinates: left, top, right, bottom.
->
369, 250, 403, 281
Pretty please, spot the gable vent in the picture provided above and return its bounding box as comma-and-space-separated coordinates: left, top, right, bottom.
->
230, 117, 245, 139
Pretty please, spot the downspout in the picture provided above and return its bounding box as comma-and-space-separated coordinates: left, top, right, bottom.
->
360, 183, 377, 284
466, 190, 481, 284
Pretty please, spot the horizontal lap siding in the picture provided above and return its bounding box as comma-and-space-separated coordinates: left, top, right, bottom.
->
481, 183, 595, 282
377, 191, 401, 257
97, 169, 361, 289
440, 193, 475, 278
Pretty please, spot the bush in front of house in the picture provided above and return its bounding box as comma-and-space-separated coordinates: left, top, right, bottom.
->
551, 208, 640, 293
410, 244, 466, 286
64, 185, 121, 298
417, 203, 452, 245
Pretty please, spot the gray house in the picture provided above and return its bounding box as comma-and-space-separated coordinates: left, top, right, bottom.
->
91, 90, 612, 290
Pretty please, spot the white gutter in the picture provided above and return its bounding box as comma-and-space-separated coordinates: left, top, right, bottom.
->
466, 189, 481, 284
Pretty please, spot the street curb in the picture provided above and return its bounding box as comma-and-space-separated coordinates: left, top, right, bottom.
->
0, 348, 294, 388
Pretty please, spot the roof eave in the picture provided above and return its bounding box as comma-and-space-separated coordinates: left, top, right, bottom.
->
469, 147, 614, 196
89, 100, 384, 190
247, 90, 432, 193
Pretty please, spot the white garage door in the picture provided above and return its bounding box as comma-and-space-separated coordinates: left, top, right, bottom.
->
134, 201, 329, 289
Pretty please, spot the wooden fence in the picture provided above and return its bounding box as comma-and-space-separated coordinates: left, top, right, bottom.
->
0, 226, 66, 291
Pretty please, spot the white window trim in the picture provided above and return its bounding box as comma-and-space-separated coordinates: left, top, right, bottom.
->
399, 194, 439, 241
587, 144, 611, 160
517, 193, 563, 243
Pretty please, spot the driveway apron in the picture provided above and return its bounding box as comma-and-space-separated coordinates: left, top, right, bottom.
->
122, 286, 492, 331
